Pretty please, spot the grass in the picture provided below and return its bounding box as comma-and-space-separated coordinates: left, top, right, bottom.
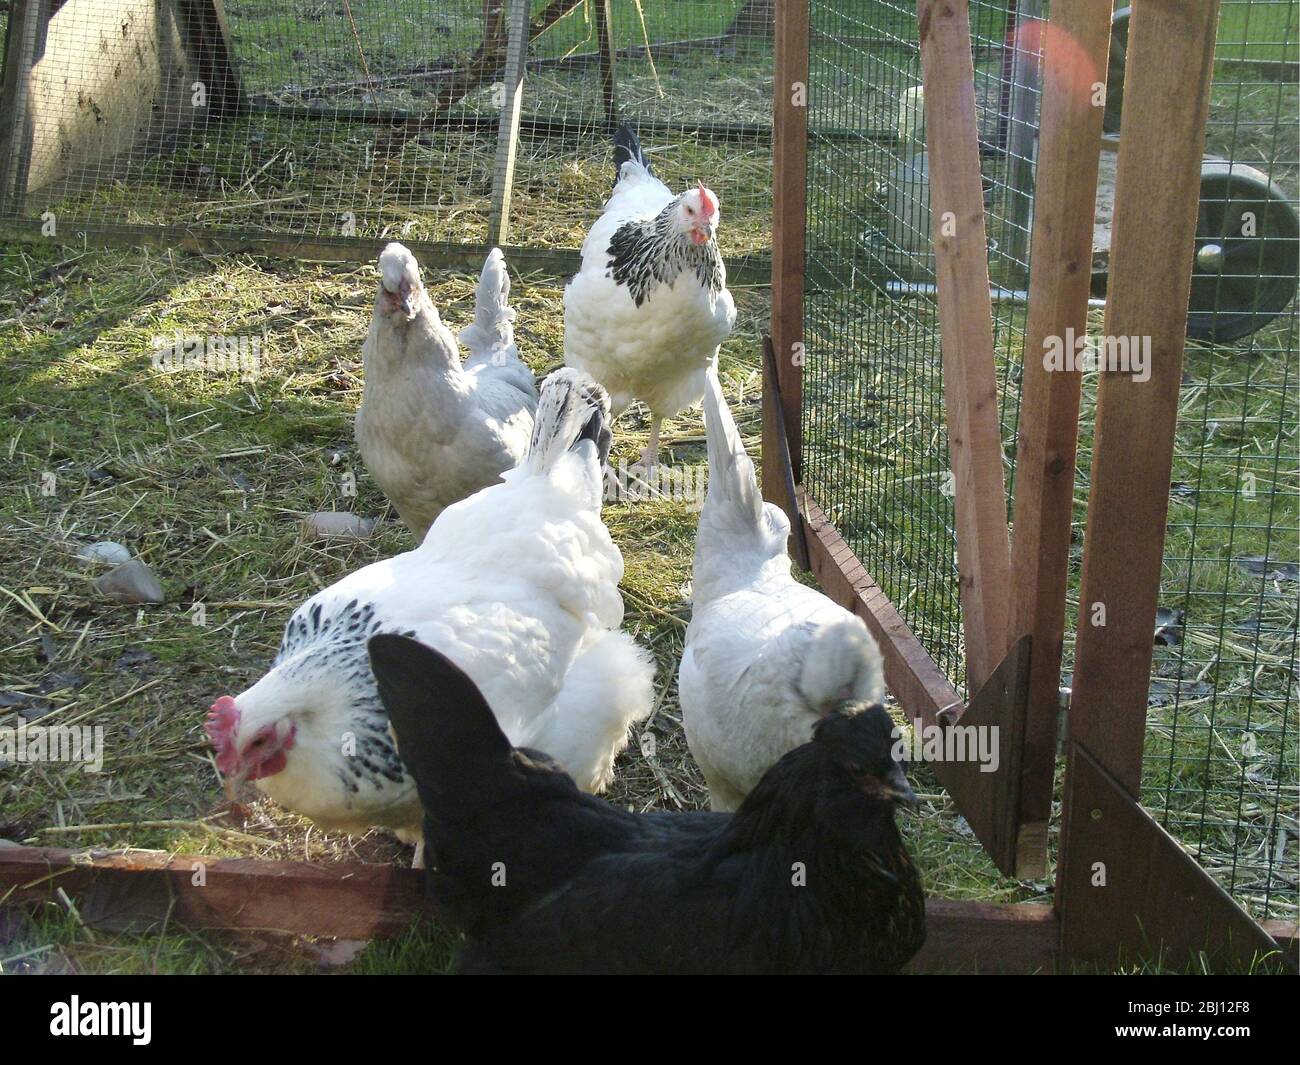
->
0, 906, 459, 974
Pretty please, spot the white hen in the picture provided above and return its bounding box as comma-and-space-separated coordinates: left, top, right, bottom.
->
678, 366, 886, 811
207, 369, 655, 844
564, 124, 736, 468
356, 244, 536, 540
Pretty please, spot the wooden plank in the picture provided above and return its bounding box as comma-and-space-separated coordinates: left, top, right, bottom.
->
0, 847, 430, 939
1067, 0, 1220, 796
959, 633, 1030, 875
4, 844, 1291, 973
909, 900, 1058, 974
1007, 3, 1112, 879
762, 336, 810, 569
594, 0, 618, 129
916, 0, 1012, 692
246, 105, 783, 142
1263, 921, 1300, 966
1058, 747, 1295, 974
0, 218, 774, 284
802, 490, 1029, 877
487, 0, 531, 246
0, 846, 1065, 972
764, 0, 809, 516
178, 0, 244, 118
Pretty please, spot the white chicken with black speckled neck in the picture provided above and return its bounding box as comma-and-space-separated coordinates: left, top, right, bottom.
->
207, 370, 655, 852
564, 124, 736, 468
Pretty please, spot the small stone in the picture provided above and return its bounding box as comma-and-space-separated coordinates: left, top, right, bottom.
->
301, 512, 376, 540
77, 541, 132, 566
0, 691, 54, 717
115, 649, 157, 672
1236, 556, 1299, 582
94, 559, 165, 604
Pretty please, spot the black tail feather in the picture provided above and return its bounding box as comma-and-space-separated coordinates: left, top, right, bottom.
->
578, 404, 612, 469
612, 123, 651, 188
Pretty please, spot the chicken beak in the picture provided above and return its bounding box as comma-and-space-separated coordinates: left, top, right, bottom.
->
887, 760, 918, 809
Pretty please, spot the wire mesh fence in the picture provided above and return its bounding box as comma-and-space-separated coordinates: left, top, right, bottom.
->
1125, 0, 1299, 924
0, 1, 774, 272
802, 0, 1297, 920
802, 0, 1042, 693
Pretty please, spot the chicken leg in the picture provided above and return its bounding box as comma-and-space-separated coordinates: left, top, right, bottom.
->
639, 415, 662, 470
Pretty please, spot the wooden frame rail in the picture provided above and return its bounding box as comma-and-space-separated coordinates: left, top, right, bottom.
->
1052, 0, 1271, 973
1064, 1, 1221, 799
3, 845, 1292, 972
764, 0, 809, 519
0, 846, 1060, 973
487, 0, 532, 246
916, 0, 1012, 694
1007, 2, 1113, 879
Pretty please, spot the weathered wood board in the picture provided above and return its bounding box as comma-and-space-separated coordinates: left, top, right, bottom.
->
1, 0, 239, 210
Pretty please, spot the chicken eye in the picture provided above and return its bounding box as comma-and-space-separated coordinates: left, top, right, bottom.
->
685, 206, 695, 215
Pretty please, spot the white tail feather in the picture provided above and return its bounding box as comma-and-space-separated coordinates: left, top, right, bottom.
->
526, 368, 611, 476
702, 364, 763, 529
460, 247, 517, 367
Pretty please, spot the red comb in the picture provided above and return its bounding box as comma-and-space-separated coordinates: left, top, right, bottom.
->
697, 181, 718, 219
206, 696, 241, 772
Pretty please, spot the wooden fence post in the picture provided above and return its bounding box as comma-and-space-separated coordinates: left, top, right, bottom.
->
1007, 4, 1112, 878
916, 0, 1013, 692
764, 0, 809, 525
1055, 0, 1257, 970
1064, 0, 1220, 798
0, 0, 44, 217
487, 0, 531, 246
595, 0, 618, 129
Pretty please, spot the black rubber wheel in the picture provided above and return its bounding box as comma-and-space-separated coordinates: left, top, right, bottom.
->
1187, 162, 1300, 343
1103, 8, 1130, 135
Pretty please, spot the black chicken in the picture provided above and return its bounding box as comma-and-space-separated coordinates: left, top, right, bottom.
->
370, 633, 926, 975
